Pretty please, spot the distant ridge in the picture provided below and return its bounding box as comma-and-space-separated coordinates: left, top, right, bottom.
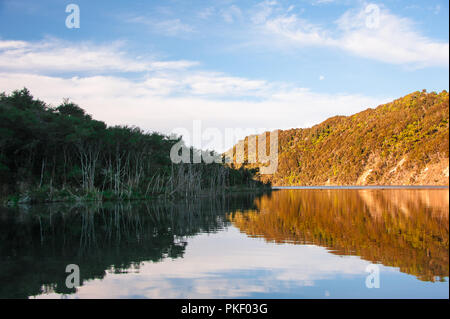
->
226, 90, 449, 186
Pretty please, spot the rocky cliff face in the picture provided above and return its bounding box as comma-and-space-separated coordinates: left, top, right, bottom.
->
225, 90, 449, 186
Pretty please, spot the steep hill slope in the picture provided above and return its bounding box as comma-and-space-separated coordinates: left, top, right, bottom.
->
226, 90, 449, 186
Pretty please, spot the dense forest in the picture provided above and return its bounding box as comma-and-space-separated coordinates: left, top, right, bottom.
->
0, 88, 268, 205
229, 90, 449, 186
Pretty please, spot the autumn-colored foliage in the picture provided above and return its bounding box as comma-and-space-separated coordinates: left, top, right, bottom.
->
229, 189, 449, 282
234, 90, 449, 185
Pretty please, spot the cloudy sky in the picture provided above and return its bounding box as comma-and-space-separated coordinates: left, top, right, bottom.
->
0, 0, 448, 151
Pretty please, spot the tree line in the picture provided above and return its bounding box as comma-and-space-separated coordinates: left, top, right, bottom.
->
0, 88, 268, 204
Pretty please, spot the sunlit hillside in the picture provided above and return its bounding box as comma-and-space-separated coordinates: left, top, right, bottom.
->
227, 90, 449, 186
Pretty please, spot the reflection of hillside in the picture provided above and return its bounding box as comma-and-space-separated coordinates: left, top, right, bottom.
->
228, 189, 449, 282
0, 193, 265, 298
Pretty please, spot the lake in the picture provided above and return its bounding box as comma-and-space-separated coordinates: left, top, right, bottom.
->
0, 188, 448, 299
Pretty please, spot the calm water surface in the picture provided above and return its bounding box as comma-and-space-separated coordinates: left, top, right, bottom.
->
0, 189, 448, 299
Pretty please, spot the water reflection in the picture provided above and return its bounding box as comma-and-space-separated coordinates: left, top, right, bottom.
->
229, 189, 449, 282
0, 194, 262, 298
0, 189, 448, 298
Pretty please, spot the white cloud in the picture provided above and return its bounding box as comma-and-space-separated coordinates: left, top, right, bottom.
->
198, 7, 214, 19
264, 14, 332, 46
127, 16, 194, 36
0, 40, 28, 49
251, 0, 278, 24
182, 72, 269, 96
222, 5, 243, 23
319, 75, 325, 80
254, 3, 449, 68
0, 72, 388, 151
336, 5, 449, 67
0, 38, 390, 152
0, 39, 198, 73
152, 19, 195, 36
312, 0, 336, 4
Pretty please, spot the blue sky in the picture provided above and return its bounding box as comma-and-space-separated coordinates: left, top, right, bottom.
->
0, 0, 448, 150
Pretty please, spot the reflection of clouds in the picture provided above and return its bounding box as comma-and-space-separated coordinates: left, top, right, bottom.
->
34, 227, 377, 298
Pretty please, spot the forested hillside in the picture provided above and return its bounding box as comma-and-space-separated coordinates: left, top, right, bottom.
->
0, 88, 267, 204
228, 90, 449, 186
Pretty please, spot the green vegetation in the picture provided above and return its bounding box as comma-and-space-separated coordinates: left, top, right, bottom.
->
0, 88, 268, 205
237, 90, 449, 185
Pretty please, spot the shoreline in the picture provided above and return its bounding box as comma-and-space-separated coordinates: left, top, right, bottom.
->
272, 185, 449, 189
1, 185, 272, 207
3, 185, 448, 207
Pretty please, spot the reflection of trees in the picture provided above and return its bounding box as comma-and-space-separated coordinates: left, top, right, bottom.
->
229, 189, 449, 282
0, 193, 265, 298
